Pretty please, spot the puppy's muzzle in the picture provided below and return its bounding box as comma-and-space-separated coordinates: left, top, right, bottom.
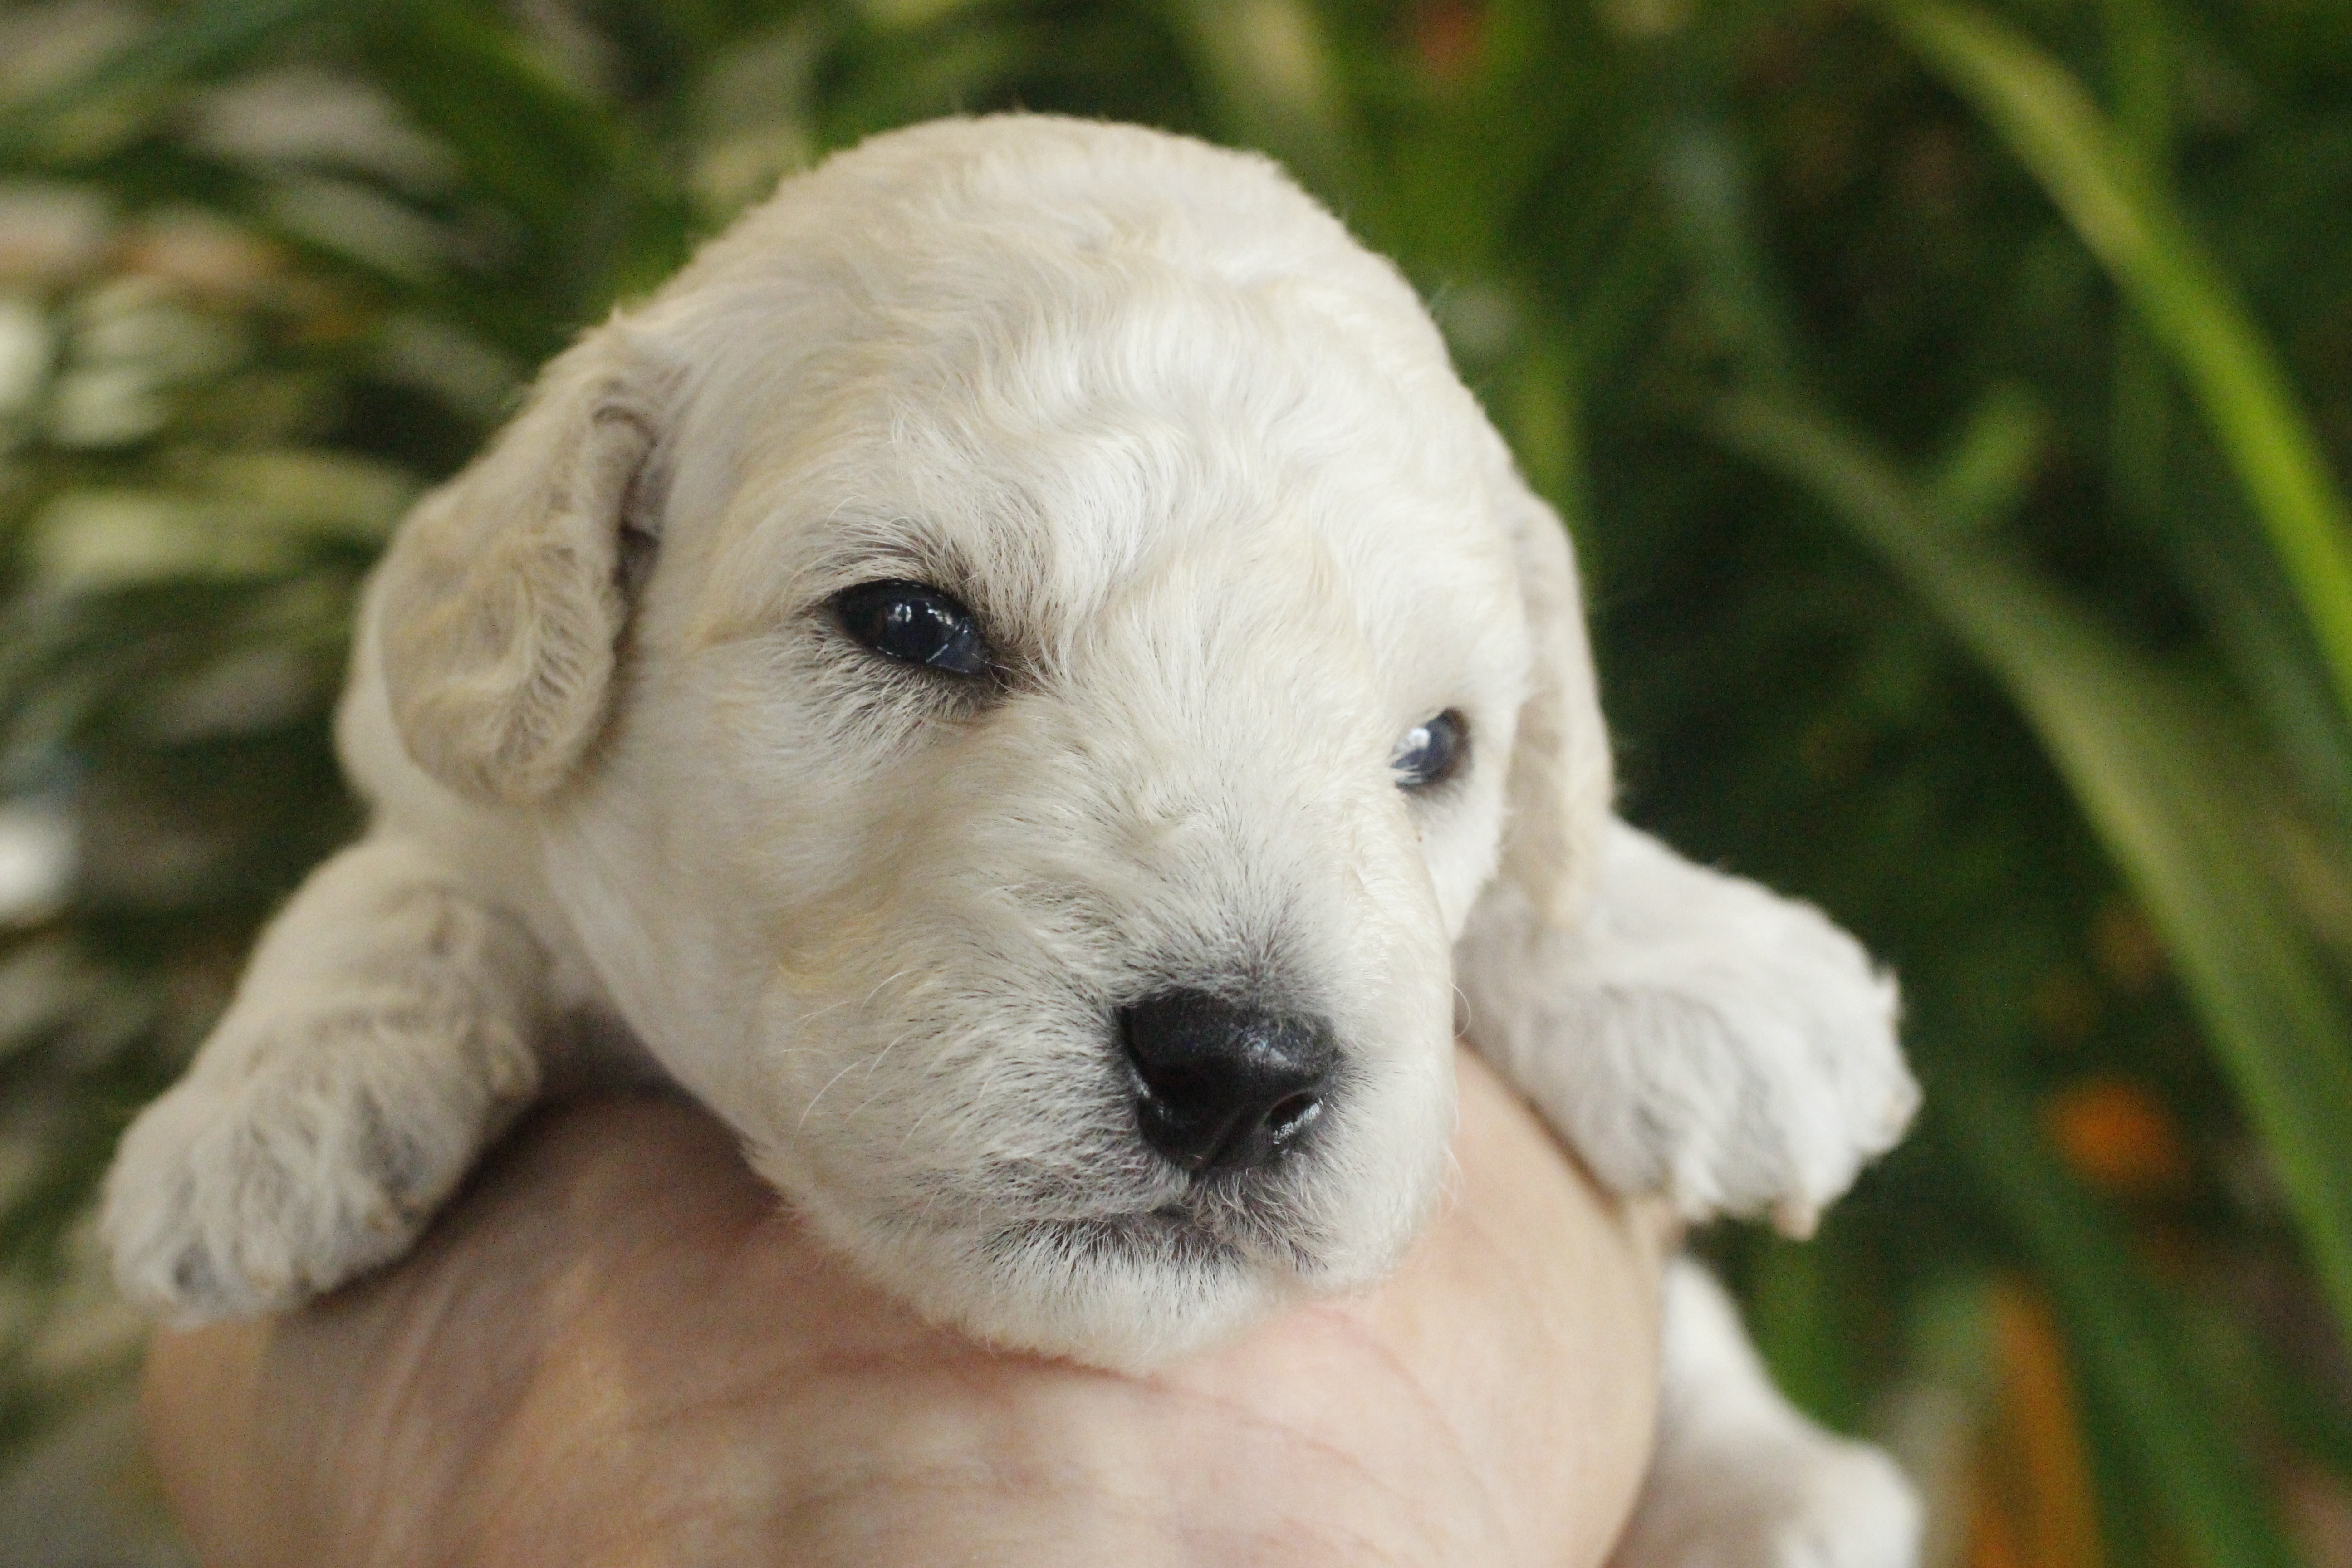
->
1118, 990, 1338, 1175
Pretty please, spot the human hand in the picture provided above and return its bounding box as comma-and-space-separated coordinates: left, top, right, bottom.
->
143, 1046, 1668, 1568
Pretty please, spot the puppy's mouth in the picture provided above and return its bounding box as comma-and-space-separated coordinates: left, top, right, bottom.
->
980, 1178, 1327, 1278
985, 1209, 1240, 1272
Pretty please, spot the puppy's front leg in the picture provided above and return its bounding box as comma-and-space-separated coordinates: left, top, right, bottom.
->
103, 837, 546, 1322
1455, 823, 1921, 1564
1456, 819, 1917, 1234
1613, 1260, 1920, 1568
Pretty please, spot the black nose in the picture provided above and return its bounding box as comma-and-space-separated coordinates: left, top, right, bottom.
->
1118, 990, 1338, 1175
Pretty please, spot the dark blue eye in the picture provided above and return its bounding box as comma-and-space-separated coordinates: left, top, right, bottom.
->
833, 580, 991, 676
1392, 710, 1466, 791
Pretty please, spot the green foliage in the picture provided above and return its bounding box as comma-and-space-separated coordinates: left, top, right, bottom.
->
1, 0, 2347, 1560
1711, 385, 2327, 1564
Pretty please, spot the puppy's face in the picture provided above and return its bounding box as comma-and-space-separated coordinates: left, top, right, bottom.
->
377, 119, 1596, 1366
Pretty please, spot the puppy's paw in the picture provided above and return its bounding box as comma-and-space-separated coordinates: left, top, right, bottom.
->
1458, 823, 1918, 1230
102, 1005, 538, 1322
1619, 1434, 1921, 1568
1564, 956, 1918, 1235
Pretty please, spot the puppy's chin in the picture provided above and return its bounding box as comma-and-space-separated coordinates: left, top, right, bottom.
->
767, 1164, 1441, 1372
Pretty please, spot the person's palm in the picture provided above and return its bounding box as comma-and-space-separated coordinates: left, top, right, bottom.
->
145, 1047, 1666, 1568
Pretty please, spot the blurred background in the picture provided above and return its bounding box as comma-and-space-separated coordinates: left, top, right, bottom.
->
0, 0, 2346, 1561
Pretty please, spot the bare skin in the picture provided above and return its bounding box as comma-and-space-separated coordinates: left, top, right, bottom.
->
143, 1047, 1668, 1568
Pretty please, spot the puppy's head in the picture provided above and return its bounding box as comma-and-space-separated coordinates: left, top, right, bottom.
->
368, 117, 1610, 1365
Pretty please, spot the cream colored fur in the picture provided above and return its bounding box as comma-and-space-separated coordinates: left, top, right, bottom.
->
102, 116, 1920, 1564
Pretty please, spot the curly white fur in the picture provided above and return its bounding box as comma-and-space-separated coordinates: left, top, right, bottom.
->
1456, 823, 1916, 1238
102, 115, 1921, 1563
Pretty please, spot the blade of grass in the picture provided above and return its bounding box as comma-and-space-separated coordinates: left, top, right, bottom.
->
1710, 387, 2352, 1362
1874, 0, 2352, 736
2156, 480, 2352, 830
2099, 0, 2171, 527
1938, 1063, 2300, 1568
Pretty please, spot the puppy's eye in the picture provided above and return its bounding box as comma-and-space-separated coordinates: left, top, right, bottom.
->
833, 580, 991, 676
1391, 710, 1467, 791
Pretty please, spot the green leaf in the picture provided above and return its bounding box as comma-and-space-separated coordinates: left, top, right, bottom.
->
1926, 382, 2048, 533
1710, 387, 2352, 1373
2098, 0, 2172, 527
1875, 0, 2352, 745
1939, 1064, 2301, 1568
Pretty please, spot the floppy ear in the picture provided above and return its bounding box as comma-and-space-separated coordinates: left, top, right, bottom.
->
373, 327, 664, 805
1494, 471, 1614, 924
1464, 468, 1914, 1231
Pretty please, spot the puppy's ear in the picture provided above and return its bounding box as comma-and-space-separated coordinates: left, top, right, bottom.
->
1457, 821, 1916, 1233
1465, 463, 1916, 1232
373, 327, 664, 805
1495, 473, 1614, 924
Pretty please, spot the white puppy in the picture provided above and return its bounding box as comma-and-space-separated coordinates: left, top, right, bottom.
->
103, 116, 1921, 1564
